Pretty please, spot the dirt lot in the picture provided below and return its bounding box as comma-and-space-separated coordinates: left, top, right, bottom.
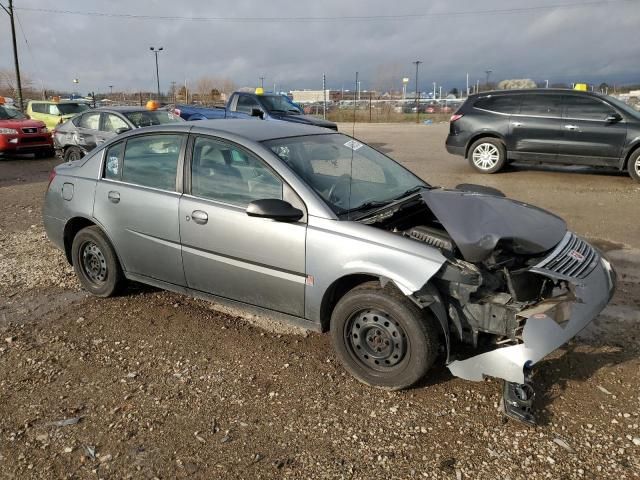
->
1, 124, 639, 479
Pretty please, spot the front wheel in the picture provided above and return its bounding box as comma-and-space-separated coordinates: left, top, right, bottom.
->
71, 226, 123, 297
330, 282, 440, 390
628, 150, 640, 182
468, 138, 506, 174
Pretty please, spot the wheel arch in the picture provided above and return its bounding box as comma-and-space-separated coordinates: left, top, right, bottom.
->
63, 217, 124, 270
319, 273, 379, 332
622, 141, 640, 171
464, 132, 506, 158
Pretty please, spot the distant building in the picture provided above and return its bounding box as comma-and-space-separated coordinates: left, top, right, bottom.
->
290, 90, 331, 104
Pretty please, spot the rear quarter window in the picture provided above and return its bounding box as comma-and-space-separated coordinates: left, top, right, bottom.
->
474, 96, 520, 114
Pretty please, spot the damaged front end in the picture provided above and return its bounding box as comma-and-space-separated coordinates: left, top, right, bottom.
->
362, 187, 617, 424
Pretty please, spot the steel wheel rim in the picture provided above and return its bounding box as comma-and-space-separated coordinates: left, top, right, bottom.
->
472, 143, 500, 170
635, 157, 640, 177
345, 309, 408, 371
80, 241, 107, 283
68, 150, 80, 161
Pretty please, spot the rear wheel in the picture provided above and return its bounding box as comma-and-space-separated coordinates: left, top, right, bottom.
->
468, 138, 506, 174
628, 150, 640, 182
64, 146, 83, 162
330, 282, 439, 390
71, 226, 123, 297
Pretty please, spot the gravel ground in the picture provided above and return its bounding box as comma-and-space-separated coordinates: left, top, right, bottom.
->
1, 126, 639, 479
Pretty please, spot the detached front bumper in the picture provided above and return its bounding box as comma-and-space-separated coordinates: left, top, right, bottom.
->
447, 234, 616, 384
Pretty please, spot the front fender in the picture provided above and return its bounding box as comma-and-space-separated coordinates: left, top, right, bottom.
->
305, 217, 446, 323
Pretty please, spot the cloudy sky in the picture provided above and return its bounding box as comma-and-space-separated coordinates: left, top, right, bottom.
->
1, 0, 638, 95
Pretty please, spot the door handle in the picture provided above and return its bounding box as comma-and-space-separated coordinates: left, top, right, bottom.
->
564, 124, 579, 131
107, 191, 120, 203
191, 210, 208, 225
512, 121, 523, 127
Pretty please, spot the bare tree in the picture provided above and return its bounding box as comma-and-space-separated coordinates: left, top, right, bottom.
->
497, 78, 537, 90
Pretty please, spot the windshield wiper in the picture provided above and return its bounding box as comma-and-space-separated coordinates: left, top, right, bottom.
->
341, 200, 390, 217
287, 109, 301, 114
392, 185, 426, 200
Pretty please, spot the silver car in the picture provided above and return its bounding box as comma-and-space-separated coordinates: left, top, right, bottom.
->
43, 120, 616, 424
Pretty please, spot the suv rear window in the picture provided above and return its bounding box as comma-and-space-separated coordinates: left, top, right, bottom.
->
474, 96, 520, 114
518, 94, 561, 117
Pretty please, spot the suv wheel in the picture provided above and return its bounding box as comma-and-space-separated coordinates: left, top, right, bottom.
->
468, 138, 506, 174
628, 150, 640, 182
330, 282, 439, 390
71, 226, 123, 297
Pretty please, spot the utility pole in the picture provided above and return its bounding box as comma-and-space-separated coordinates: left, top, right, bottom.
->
2, 0, 24, 111
433, 81, 436, 100
466, 73, 469, 98
485, 69, 492, 91
150, 47, 163, 99
259, 76, 264, 89
322, 73, 326, 120
439, 85, 442, 100
413, 60, 422, 124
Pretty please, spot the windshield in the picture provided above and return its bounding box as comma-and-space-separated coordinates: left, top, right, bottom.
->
124, 110, 183, 128
605, 95, 640, 118
56, 103, 90, 115
0, 106, 27, 120
263, 134, 427, 215
260, 95, 302, 114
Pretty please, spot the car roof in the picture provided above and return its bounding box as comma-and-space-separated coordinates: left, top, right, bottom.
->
188, 119, 337, 142
93, 106, 158, 113
29, 100, 88, 104
469, 88, 607, 99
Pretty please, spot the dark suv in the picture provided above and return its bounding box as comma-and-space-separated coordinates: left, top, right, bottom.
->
445, 89, 640, 181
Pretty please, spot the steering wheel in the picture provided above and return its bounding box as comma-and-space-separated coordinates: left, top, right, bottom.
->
327, 174, 352, 208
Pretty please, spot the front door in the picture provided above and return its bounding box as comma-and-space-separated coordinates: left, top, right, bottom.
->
93, 133, 187, 286
179, 135, 306, 316
509, 93, 563, 162
556, 95, 627, 166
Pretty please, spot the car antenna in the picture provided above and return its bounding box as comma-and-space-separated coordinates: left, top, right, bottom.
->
347, 71, 358, 221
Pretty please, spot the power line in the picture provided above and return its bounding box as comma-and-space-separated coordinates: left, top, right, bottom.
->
14, 0, 636, 23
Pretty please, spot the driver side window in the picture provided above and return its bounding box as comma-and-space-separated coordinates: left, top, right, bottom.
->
191, 137, 282, 207
235, 95, 260, 114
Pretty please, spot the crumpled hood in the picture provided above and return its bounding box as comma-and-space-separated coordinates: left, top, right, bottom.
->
421, 188, 567, 262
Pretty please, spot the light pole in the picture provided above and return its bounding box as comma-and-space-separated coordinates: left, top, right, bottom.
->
259, 76, 264, 89
485, 69, 493, 91
109, 85, 113, 96
150, 47, 163, 99
413, 61, 422, 124
545, 79, 549, 88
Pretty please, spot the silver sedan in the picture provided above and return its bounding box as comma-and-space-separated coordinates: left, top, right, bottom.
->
43, 120, 616, 424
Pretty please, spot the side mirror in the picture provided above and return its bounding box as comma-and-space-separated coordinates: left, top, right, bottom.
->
606, 112, 622, 123
251, 108, 265, 119
115, 127, 131, 135
246, 199, 303, 222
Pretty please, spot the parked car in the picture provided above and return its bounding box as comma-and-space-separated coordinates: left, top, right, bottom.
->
445, 89, 640, 181
172, 91, 337, 130
26, 100, 90, 130
43, 120, 615, 424
54, 106, 183, 161
0, 102, 53, 158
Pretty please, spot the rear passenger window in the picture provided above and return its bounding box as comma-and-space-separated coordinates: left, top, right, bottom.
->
563, 96, 616, 120
104, 142, 123, 180
78, 112, 101, 130
474, 96, 520, 114
121, 134, 183, 191
518, 95, 561, 117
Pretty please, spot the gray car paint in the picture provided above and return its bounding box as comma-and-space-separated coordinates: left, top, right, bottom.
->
43, 119, 615, 386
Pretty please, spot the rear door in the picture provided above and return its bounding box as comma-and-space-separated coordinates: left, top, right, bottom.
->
93, 133, 187, 286
557, 95, 627, 166
228, 94, 262, 119
179, 135, 307, 316
74, 112, 104, 152
510, 93, 563, 162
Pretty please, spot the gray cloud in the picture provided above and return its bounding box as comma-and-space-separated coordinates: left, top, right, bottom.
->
1, 0, 638, 94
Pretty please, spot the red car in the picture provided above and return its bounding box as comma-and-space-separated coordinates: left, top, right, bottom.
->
0, 103, 54, 158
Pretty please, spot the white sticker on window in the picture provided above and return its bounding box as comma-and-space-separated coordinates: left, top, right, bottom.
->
344, 140, 363, 151
106, 156, 119, 175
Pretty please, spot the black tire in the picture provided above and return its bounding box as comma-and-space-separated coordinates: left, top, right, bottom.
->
64, 146, 84, 162
330, 282, 439, 390
71, 226, 123, 297
628, 150, 640, 182
467, 137, 507, 174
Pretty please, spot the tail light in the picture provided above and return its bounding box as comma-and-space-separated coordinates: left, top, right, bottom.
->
450, 113, 464, 122
47, 169, 56, 190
